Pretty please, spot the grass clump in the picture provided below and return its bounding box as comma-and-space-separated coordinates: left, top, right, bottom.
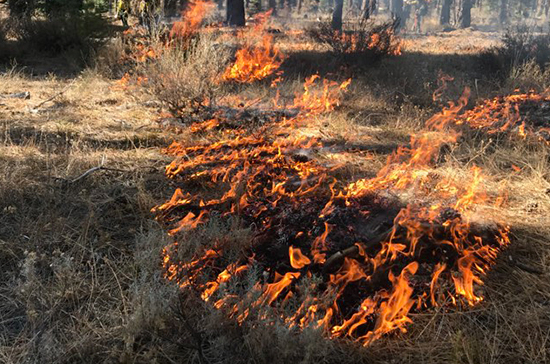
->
500, 26, 550, 70
142, 33, 231, 117
307, 20, 401, 64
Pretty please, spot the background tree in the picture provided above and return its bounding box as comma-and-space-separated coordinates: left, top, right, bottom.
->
459, 0, 472, 28
361, 0, 376, 19
500, 0, 508, 24
268, 0, 277, 14
390, 0, 404, 29
440, 0, 452, 25
227, 0, 245, 26
331, 0, 344, 30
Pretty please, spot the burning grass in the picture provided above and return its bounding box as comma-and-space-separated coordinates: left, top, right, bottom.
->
222, 11, 284, 84
307, 20, 402, 62
3, 8, 550, 363
445, 90, 550, 144
153, 72, 512, 346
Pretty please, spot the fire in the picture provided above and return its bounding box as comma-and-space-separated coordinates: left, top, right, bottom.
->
153, 78, 511, 346
292, 75, 351, 115
148, 15, 513, 346
449, 90, 550, 144
289, 246, 311, 269
361, 262, 418, 344
170, 1, 215, 40
222, 11, 284, 83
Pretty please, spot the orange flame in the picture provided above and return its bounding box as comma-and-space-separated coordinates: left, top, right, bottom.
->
170, 1, 215, 40
289, 246, 312, 269
222, 11, 284, 83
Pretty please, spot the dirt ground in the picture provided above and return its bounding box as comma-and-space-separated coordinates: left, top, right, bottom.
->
1, 17, 549, 364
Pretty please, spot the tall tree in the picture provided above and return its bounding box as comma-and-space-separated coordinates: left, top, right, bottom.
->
459, 0, 472, 28
227, 0, 246, 26
440, 0, 452, 25
268, 0, 277, 14
499, 0, 508, 24
361, 0, 377, 19
332, 0, 344, 30
390, 0, 404, 29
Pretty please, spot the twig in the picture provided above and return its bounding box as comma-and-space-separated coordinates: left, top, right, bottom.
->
70, 166, 105, 184
323, 225, 400, 273
508, 255, 544, 275
176, 294, 211, 364
63, 155, 133, 184
31, 79, 76, 111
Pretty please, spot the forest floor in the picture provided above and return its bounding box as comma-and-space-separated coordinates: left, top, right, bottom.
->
1, 22, 549, 364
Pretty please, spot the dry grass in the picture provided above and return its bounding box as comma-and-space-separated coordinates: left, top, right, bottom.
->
1, 20, 549, 364
142, 33, 232, 117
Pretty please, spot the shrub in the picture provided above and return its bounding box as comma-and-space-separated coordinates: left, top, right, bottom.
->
142, 33, 231, 117
306, 20, 401, 64
0, 21, 10, 63
7, 0, 109, 17
500, 26, 550, 70
13, 14, 110, 55
505, 59, 550, 92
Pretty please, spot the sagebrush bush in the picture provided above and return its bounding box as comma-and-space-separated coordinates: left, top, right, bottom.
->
307, 20, 401, 64
0, 21, 9, 63
143, 33, 231, 116
12, 13, 110, 55
505, 59, 550, 92
500, 26, 550, 69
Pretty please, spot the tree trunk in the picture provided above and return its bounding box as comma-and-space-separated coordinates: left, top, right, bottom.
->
499, 0, 508, 24
332, 0, 344, 30
268, 0, 277, 14
390, 0, 404, 29
459, 0, 472, 28
362, 0, 376, 19
227, 0, 246, 26
440, 0, 452, 25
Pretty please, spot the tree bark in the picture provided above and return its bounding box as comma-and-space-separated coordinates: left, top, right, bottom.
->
440, 0, 452, 25
268, 0, 277, 14
390, 0, 404, 30
227, 0, 246, 26
332, 0, 344, 30
499, 0, 508, 24
459, 0, 472, 28
361, 0, 376, 19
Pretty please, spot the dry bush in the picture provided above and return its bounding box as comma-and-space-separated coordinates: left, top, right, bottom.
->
142, 33, 231, 116
505, 59, 550, 92
500, 26, 550, 70
0, 21, 10, 63
307, 20, 401, 64
93, 36, 129, 78
95, 26, 171, 79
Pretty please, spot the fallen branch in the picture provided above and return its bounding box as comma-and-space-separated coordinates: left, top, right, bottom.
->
30, 79, 76, 112
323, 225, 400, 273
0, 91, 30, 99
508, 255, 545, 275
56, 159, 132, 184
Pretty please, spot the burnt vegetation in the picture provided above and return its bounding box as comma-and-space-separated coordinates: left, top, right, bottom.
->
1, 0, 550, 363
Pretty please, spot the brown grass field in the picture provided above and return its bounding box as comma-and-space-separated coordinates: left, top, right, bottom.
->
1, 5, 550, 364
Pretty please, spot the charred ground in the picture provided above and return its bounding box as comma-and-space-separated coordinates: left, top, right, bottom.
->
1, 5, 550, 364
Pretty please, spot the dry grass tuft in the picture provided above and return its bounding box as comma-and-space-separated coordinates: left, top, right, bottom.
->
142, 33, 231, 117
307, 20, 401, 63
1, 16, 550, 364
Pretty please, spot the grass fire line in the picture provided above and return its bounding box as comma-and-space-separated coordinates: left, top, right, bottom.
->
148, 10, 513, 347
